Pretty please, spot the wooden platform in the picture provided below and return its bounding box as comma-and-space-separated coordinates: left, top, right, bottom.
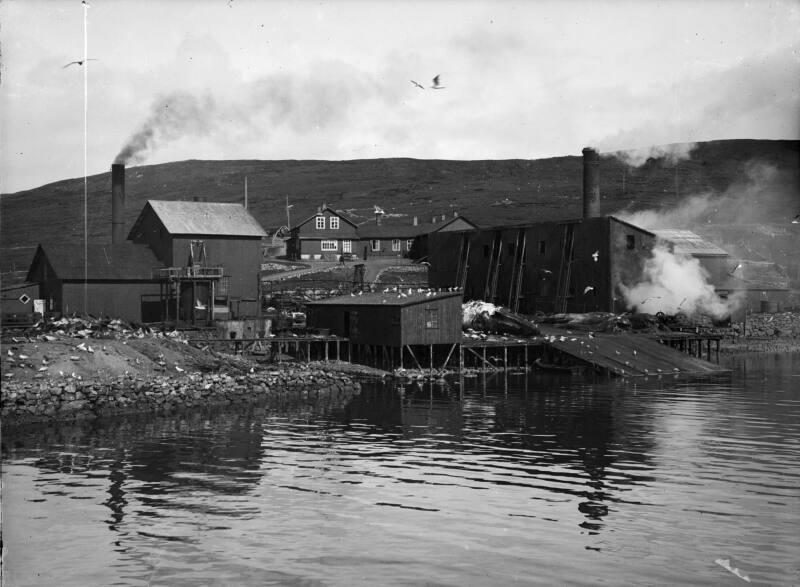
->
538, 326, 729, 377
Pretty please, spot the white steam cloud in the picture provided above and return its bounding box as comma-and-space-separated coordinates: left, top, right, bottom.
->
617, 160, 796, 229
620, 243, 741, 318
610, 143, 698, 168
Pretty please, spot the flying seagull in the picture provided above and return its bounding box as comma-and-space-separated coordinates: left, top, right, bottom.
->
63, 59, 97, 68
431, 75, 446, 89
591, 250, 599, 262
410, 80, 425, 90
583, 286, 594, 294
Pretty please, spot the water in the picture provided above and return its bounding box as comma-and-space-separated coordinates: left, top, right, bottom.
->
3, 353, 799, 586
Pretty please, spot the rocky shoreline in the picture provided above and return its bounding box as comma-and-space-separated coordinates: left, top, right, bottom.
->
1, 366, 361, 426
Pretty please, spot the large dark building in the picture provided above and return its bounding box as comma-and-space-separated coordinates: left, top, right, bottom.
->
428, 216, 657, 315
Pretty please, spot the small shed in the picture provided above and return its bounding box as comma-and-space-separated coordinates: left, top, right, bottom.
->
306, 290, 463, 369
26, 243, 162, 322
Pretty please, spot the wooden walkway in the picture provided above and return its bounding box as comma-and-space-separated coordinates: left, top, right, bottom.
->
538, 326, 729, 377
189, 329, 728, 377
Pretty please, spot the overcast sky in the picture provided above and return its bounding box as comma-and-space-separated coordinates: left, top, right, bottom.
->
1, 0, 798, 193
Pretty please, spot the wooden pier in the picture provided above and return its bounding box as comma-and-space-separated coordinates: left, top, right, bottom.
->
190, 327, 728, 378
189, 334, 349, 363
537, 326, 729, 377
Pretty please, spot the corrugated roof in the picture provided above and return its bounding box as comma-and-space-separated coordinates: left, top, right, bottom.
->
308, 290, 462, 307
132, 200, 267, 238
27, 243, 162, 281
654, 229, 729, 256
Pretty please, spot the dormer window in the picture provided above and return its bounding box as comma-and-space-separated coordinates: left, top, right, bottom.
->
330, 216, 340, 230
316, 216, 325, 229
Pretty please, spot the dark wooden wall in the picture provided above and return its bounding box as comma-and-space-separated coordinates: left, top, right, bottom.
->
400, 296, 462, 345
308, 294, 462, 347
428, 218, 657, 314
170, 236, 261, 300
61, 281, 161, 322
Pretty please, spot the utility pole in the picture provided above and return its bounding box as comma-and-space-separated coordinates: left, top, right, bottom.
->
244, 176, 248, 209
286, 195, 293, 229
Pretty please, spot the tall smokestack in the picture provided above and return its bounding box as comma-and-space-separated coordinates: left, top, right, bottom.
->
582, 147, 601, 219
111, 163, 126, 244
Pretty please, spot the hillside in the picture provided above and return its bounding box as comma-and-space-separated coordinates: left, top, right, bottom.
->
2, 139, 798, 284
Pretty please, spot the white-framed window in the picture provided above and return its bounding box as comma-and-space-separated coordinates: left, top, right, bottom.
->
329, 216, 340, 230
316, 216, 326, 229
406, 239, 414, 250
371, 239, 381, 252
392, 239, 401, 252
342, 240, 352, 253
425, 308, 439, 329
321, 240, 337, 251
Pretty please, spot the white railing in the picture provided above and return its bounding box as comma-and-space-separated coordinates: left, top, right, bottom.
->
153, 266, 225, 279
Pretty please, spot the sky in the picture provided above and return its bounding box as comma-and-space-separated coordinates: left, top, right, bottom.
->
1, 0, 798, 193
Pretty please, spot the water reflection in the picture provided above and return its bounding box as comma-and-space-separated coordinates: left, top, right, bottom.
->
3, 354, 800, 586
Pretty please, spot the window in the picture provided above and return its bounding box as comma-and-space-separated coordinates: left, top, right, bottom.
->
425, 308, 439, 329
329, 216, 340, 230
483, 244, 490, 258
392, 239, 401, 252
626, 234, 635, 250
321, 240, 337, 251
342, 240, 352, 253
539, 240, 547, 255
316, 216, 325, 229
406, 239, 414, 251
507, 242, 515, 257
371, 239, 381, 252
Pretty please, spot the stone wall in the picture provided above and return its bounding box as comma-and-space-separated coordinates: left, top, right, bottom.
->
1, 367, 361, 425
732, 311, 800, 338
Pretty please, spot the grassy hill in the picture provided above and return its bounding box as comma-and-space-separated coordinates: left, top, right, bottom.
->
2, 139, 798, 284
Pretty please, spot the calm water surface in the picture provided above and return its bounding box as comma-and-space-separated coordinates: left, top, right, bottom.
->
3, 352, 799, 586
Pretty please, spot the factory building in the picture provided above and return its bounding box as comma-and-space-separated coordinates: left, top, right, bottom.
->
428, 148, 659, 314
26, 164, 267, 324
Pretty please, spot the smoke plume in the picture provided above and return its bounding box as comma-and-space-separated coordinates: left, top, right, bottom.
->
114, 92, 220, 165
114, 62, 393, 165
620, 243, 741, 318
610, 143, 698, 168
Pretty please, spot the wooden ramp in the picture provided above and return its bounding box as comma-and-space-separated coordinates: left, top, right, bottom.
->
538, 326, 729, 377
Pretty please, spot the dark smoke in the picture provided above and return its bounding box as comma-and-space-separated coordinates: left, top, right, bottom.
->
114, 61, 395, 165
115, 92, 219, 165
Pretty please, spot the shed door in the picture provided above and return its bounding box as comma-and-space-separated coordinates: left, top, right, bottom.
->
344, 311, 358, 337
